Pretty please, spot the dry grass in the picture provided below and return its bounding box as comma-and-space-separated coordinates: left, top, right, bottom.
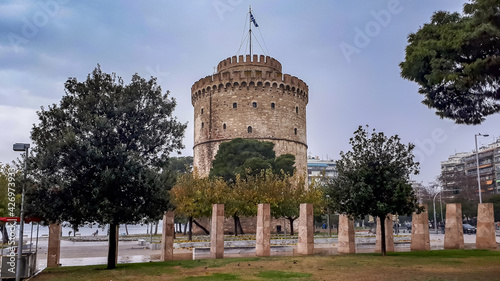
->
32, 250, 500, 281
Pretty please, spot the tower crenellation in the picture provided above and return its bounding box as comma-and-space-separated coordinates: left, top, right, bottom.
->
192, 55, 308, 178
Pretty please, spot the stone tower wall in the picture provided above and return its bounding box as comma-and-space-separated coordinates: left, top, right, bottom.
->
192, 54, 308, 178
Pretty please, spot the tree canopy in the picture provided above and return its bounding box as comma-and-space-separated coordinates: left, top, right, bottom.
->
26, 65, 186, 268
209, 138, 296, 182
326, 125, 422, 255
400, 0, 500, 124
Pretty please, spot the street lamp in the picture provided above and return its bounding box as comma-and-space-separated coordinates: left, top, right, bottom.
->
13, 143, 29, 281
433, 191, 441, 234
475, 133, 489, 204
325, 195, 331, 237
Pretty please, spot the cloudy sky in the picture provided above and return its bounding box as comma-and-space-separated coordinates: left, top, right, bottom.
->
1, 0, 498, 186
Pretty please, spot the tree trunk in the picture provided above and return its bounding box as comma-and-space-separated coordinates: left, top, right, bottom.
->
125, 225, 129, 235
193, 219, 210, 235
0, 222, 8, 244
183, 223, 188, 235
233, 215, 239, 236
188, 216, 193, 241
237, 217, 244, 235
288, 217, 295, 236
154, 221, 159, 235
107, 223, 118, 269
379, 215, 387, 256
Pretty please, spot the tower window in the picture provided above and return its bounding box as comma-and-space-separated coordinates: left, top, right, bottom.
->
201, 122, 204, 128
201, 108, 204, 114
233, 102, 237, 108
252, 102, 257, 108
296, 106, 298, 113
223, 123, 226, 130
271, 103, 275, 109
294, 128, 297, 135
248, 126, 252, 133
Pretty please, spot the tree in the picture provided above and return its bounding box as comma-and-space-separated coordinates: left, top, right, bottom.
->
26, 65, 186, 269
400, 0, 500, 125
209, 138, 296, 235
485, 194, 500, 221
169, 170, 229, 239
209, 138, 296, 183
441, 170, 481, 221
326, 126, 422, 255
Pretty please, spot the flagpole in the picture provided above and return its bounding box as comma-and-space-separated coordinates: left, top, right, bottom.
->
249, 5, 252, 57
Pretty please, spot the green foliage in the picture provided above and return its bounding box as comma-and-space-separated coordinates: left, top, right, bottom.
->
26, 65, 186, 268
485, 194, 500, 221
209, 138, 295, 182
400, 0, 500, 124
326, 126, 422, 254
168, 156, 193, 175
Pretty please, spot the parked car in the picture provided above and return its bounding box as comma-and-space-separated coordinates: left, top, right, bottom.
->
463, 224, 477, 234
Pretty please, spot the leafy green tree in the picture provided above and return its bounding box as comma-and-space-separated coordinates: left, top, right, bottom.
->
400, 0, 500, 124
26, 65, 186, 269
209, 138, 295, 182
485, 194, 500, 222
326, 126, 422, 255
209, 138, 296, 235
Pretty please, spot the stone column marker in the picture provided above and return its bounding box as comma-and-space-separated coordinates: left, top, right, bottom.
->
297, 203, 314, 255
210, 204, 224, 259
338, 214, 355, 254
375, 214, 394, 253
444, 203, 464, 249
161, 211, 175, 261
476, 203, 497, 249
410, 204, 430, 251
256, 204, 271, 256
47, 223, 61, 267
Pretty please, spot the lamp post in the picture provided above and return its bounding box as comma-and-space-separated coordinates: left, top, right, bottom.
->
433, 191, 441, 234
475, 133, 489, 204
325, 195, 331, 237
13, 143, 29, 281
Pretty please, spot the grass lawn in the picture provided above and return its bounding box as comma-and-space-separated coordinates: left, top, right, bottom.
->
32, 250, 500, 281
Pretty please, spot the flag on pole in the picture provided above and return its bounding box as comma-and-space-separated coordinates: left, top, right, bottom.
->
250, 12, 258, 27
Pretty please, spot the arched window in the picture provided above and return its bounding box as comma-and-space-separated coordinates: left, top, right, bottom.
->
248, 126, 252, 133
201, 122, 204, 129
294, 128, 297, 135
233, 102, 237, 108
223, 123, 226, 130
296, 106, 299, 114
271, 102, 275, 109
201, 108, 204, 114
252, 102, 257, 108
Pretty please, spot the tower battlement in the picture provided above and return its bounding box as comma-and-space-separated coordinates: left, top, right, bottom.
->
217, 55, 282, 73
192, 56, 308, 106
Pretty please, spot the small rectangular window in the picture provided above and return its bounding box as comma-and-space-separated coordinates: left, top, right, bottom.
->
233, 103, 237, 108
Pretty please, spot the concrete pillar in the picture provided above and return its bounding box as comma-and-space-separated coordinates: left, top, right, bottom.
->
476, 203, 497, 249
47, 223, 61, 267
375, 214, 394, 253
297, 203, 314, 255
161, 211, 175, 261
410, 204, 430, 251
210, 204, 224, 259
256, 204, 271, 257
444, 203, 464, 249
338, 214, 355, 254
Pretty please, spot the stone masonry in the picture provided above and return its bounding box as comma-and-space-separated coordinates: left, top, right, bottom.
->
192, 55, 309, 178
